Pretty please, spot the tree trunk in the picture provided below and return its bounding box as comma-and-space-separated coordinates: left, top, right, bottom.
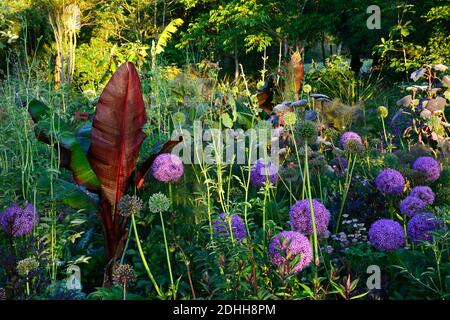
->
321, 33, 326, 63
234, 42, 239, 81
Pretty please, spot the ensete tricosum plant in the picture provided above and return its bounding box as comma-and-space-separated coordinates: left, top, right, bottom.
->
28, 62, 179, 283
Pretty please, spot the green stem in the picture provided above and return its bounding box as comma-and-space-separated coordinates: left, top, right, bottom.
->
131, 214, 163, 297
304, 141, 319, 264
160, 211, 175, 300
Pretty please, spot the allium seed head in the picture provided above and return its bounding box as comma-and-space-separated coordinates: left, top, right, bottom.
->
148, 192, 171, 213
16, 257, 39, 277
118, 195, 143, 217
112, 264, 137, 288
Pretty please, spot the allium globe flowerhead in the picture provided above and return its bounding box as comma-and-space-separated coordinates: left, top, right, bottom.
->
0, 203, 39, 238
112, 264, 137, 288
212, 213, 247, 241
410, 186, 435, 206
118, 195, 143, 217
289, 199, 330, 235
369, 219, 405, 252
16, 257, 39, 276
151, 153, 184, 183
148, 192, 170, 213
339, 131, 363, 149
412, 157, 441, 182
375, 168, 405, 195
407, 212, 441, 243
269, 231, 312, 274
250, 160, 278, 188
400, 196, 426, 217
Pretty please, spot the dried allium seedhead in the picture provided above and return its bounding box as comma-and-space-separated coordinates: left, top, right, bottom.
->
118, 195, 143, 217
112, 264, 137, 288
17, 257, 39, 277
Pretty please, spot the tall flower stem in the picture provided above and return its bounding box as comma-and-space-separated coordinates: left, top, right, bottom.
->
335, 154, 357, 234
160, 210, 175, 300
304, 141, 319, 264
131, 213, 162, 297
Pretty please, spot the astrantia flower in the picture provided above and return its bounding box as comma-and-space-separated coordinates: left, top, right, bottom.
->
378, 106, 388, 118
212, 213, 247, 241
368, 219, 405, 251
112, 264, 136, 288
283, 112, 297, 126
289, 199, 330, 235
407, 212, 440, 243
148, 192, 170, 213
339, 131, 362, 149
269, 231, 312, 274
250, 160, 278, 188
16, 257, 39, 277
400, 196, 426, 217
0, 203, 39, 238
303, 84, 312, 93
151, 153, 184, 183
375, 168, 405, 195
410, 186, 435, 206
118, 195, 143, 217
412, 157, 441, 182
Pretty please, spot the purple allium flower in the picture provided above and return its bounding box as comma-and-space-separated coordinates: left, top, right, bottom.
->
151, 153, 184, 183
0, 203, 39, 238
339, 131, 363, 149
400, 196, 426, 217
412, 157, 441, 182
289, 199, 330, 235
250, 160, 278, 188
368, 219, 405, 252
410, 186, 435, 206
407, 212, 440, 243
212, 213, 247, 241
375, 168, 405, 195
330, 156, 348, 174
268, 231, 312, 274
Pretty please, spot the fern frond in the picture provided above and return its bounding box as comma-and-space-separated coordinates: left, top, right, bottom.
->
155, 18, 184, 55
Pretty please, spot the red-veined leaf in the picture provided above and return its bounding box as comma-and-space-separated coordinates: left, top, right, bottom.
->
87, 62, 147, 205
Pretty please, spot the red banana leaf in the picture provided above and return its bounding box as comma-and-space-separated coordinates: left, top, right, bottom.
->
87, 62, 147, 205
